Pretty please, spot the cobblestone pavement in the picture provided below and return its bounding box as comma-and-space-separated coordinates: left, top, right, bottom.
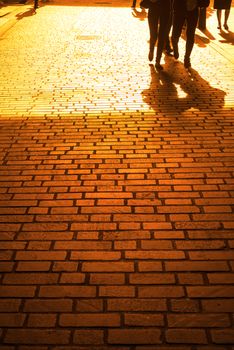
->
0, 0, 234, 349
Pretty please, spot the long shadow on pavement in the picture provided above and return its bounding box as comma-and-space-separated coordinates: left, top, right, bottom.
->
16, 7, 36, 19
218, 30, 234, 45
142, 57, 226, 116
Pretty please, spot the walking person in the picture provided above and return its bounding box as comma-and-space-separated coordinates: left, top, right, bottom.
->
171, 0, 200, 69
214, 0, 232, 30
148, 0, 172, 71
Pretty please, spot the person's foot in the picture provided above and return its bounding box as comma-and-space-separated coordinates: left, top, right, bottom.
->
184, 57, 191, 69
165, 46, 173, 55
148, 48, 154, 62
155, 62, 163, 71
224, 23, 229, 30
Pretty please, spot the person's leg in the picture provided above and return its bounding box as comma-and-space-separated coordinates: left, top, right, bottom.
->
224, 9, 230, 29
131, 0, 137, 8
216, 9, 222, 29
164, 3, 173, 54
155, 9, 171, 69
184, 8, 199, 68
171, 10, 185, 59
148, 6, 159, 61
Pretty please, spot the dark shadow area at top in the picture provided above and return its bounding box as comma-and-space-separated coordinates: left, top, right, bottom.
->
141, 55, 226, 116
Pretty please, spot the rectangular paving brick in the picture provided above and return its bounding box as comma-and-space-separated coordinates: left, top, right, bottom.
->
211, 329, 234, 344
108, 329, 162, 344
24, 299, 73, 312
60, 313, 120, 327
107, 299, 167, 311
73, 330, 104, 345
167, 314, 230, 327
166, 329, 207, 344
4, 329, 70, 344
39, 286, 96, 298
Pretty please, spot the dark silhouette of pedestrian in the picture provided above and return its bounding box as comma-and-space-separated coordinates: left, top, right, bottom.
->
214, 0, 232, 30
148, 0, 172, 71
171, 0, 199, 69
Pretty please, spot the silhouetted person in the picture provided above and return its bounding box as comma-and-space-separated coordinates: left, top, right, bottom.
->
214, 0, 232, 30
171, 0, 199, 68
148, 0, 172, 71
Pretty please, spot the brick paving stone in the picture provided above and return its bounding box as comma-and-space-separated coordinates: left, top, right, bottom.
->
0, 0, 234, 349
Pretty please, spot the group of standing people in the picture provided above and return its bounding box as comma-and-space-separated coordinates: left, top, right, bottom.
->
131, 0, 232, 71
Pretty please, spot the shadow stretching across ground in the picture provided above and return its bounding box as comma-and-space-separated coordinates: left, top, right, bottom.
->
142, 57, 226, 115
219, 30, 234, 45
132, 7, 147, 21
16, 7, 36, 19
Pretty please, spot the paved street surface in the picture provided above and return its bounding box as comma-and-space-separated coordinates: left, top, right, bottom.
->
0, 0, 234, 349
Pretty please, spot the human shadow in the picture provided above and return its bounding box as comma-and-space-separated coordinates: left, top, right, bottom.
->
16, 7, 36, 19
200, 28, 216, 41
180, 26, 211, 48
141, 63, 178, 114
141, 56, 226, 115
194, 33, 210, 47
218, 30, 234, 45
178, 7, 216, 48
132, 7, 147, 21
0, 12, 11, 17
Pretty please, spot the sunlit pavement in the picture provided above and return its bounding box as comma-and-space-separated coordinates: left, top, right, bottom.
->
0, 0, 234, 349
